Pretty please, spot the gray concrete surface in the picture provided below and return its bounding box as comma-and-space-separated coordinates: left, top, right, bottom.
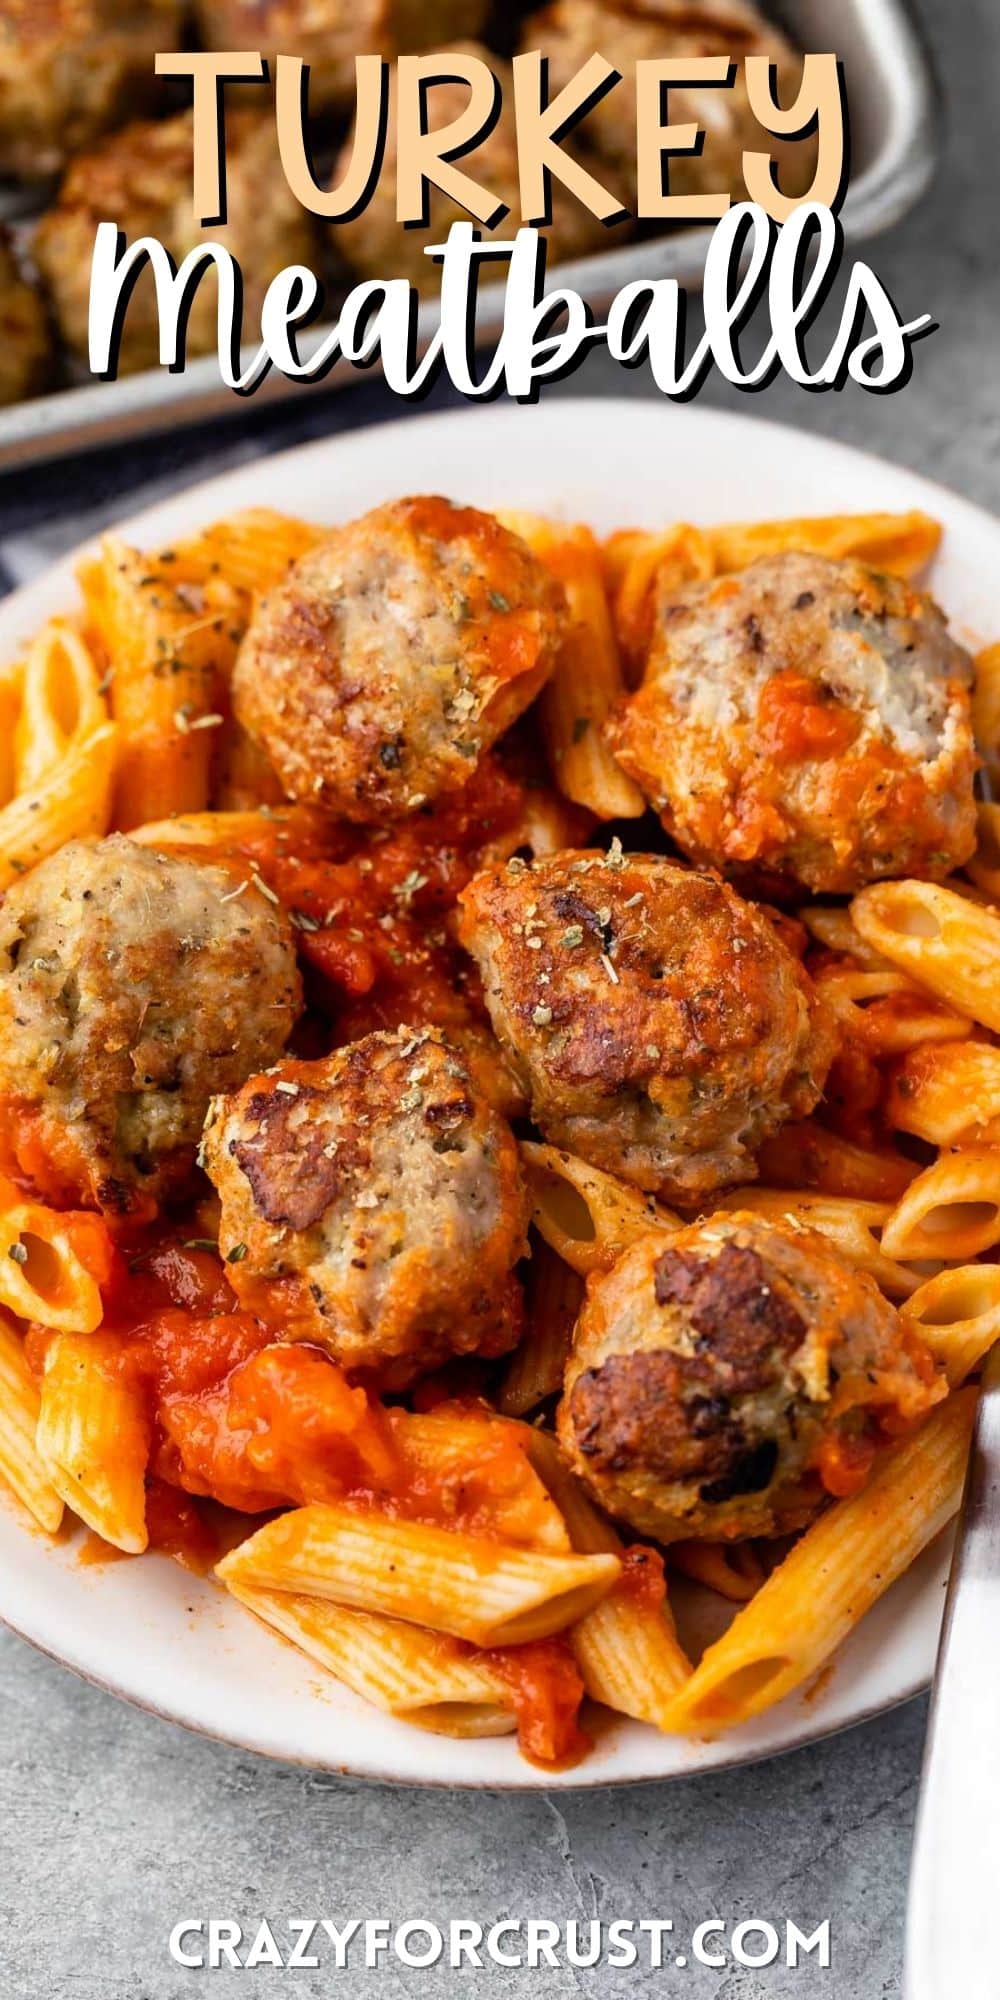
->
0, 1, 996, 1994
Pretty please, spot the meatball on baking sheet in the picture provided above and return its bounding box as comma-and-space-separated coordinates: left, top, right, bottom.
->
0, 3, 935, 446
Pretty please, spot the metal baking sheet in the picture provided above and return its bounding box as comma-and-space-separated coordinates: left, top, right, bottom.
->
0, 0, 937, 470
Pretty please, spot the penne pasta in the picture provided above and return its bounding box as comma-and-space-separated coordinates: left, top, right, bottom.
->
497, 1246, 583, 1418
521, 1141, 679, 1276
706, 509, 941, 580
529, 1432, 692, 1728
391, 1406, 572, 1553
851, 879, 1000, 1034
602, 523, 713, 679
36, 1332, 150, 1553
14, 618, 107, 791
971, 642, 1000, 796
879, 1147, 1000, 1261
669, 1541, 766, 1604
660, 1390, 975, 1735
217, 1504, 620, 1648
0, 1182, 111, 1333
902, 1265, 1000, 1387
0, 719, 116, 889
0, 1310, 64, 1531
496, 512, 645, 819
80, 538, 233, 830
161, 509, 323, 601
798, 902, 893, 966
886, 1041, 1000, 1147
717, 1190, 926, 1297
0, 656, 23, 810
755, 1120, 919, 1204
225, 1584, 517, 1738
811, 962, 971, 1056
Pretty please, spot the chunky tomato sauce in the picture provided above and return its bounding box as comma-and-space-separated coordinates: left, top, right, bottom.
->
487, 1640, 587, 1767
21, 1231, 585, 1761
758, 671, 861, 762
193, 753, 537, 1040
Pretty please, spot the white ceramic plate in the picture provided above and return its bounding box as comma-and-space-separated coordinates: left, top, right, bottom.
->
1, 397, 994, 1788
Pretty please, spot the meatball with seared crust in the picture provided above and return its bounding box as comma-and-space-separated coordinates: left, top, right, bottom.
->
607, 551, 978, 896
520, 0, 814, 209
232, 497, 566, 824
558, 1212, 944, 1543
0, 232, 52, 405
0, 836, 301, 1211
458, 848, 837, 1201
334, 44, 630, 294
0, 0, 182, 182
201, 1027, 530, 1386
34, 109, 318, 374
196, 0, 489, 115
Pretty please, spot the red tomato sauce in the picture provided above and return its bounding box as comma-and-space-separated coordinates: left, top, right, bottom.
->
487, 1639, 588, 1768
197, 754, 534, 1041
758, 671, 861, 762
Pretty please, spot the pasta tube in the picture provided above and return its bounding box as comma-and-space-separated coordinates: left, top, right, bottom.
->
880, 1147, 1000, 1261
36, 1333, 150, 1553
0, 1310, 63, 1531
529, 1432, 691, 1728
497, 512, 644, 819
707, 509, 940, 579
0, 1184, 110, 1333
0, 720, 116, 890
498, 1246, 583, 1418
522, 1141, 679, 1276
717, 1190, 923, 1297
902, 1266, 1000, 1387
887, 1041, 1000, 1147
971, 642, 1000, 796
661, 1390, 975, 1735
226, 1585, 516, 1738
217, 1505, 619, 1648
851, 880, 1000, 1034
14, 618, 107, 791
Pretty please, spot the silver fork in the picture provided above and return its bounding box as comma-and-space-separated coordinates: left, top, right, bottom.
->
904, 1341, 1000, 1998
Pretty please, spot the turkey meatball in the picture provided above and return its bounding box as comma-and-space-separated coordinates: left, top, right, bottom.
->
34, 109, 318, 374
200, 1027, 530, 1385
195, 0, 489, 115
232, 497, 566, 823
458, 848, 837, 1200
334, 44, 629, 294
0, 836, 301, 1210
607, 552, 978, 895
0, 232, 52, 405
0, 0, 182, 182
520, 0, 813, 208
558, 1211, 944, 1543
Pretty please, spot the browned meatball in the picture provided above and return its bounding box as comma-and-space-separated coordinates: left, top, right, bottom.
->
201, 1027, 530, 1386
0, 232, 52, 405
195, 0, 489, 115
232, 497, 566, 824
607, 552, 978, 896
520, 0, 813, 208
0, 0, 182, 182
558, 1212, 945, 1542
458, 848, 837, 1200
0, 835, 301, 1210
333, 44, 630, 293
34, 109, 318, 374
